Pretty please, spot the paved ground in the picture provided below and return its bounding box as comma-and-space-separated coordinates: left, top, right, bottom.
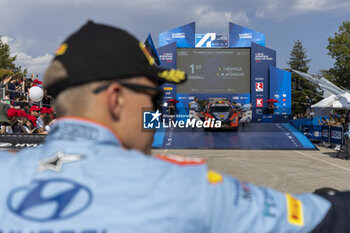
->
153, 146, 350, 194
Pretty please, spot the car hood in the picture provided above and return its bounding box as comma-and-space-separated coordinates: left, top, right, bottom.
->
212, 112, 230, 120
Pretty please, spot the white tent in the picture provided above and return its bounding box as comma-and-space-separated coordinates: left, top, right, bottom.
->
337, 92, 350, 109
312, 93, 350, 109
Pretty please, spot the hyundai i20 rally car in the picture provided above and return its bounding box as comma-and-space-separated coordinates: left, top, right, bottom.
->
200, 98, 239, 131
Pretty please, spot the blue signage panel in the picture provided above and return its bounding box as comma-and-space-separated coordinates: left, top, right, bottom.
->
251, 43, 276, 122
157, 42, 177, 101
321, 126, 330, 143
159, 22, 195, 48
157, 42, 177, 69
269, 66, 292, 115
229, 22, 265, 47
330, 127, 343, 145
195, 33, 228, 48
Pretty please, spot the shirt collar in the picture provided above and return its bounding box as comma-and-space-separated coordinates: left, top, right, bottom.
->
47, 117, 122, 146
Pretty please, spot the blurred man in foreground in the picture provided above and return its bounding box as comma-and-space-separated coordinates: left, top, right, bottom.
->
1, 21, 350, 233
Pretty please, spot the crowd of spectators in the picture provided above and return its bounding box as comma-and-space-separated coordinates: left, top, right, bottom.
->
293, 112, 309, 119
318, 112, 350, 129
0, 74, 55, 134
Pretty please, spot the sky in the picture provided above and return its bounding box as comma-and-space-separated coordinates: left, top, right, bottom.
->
0, 0, 349, 77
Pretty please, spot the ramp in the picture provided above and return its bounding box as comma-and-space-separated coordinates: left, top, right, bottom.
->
152, 123, 316, 150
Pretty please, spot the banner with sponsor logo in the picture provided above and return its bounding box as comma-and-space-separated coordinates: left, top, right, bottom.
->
229, 22, 265, 48
269, 66, 291, 115
195, 33, 228, 48
321, 126, 330, 143
157, 42, 177, 69
157, 42, 178, 108
330, 127, 343, 145
159, 22, 195, 48
251, 43, 276, 122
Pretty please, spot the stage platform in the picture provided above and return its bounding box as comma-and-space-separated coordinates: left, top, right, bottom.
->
152, 123, 316, 150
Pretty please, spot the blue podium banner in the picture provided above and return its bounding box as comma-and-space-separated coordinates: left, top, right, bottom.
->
159, 22, 195, 48
262, 115, 290, 123
157, 42, 177, 69
229, 22, 265, 48
195, 33, 228, 48
251, 43, 276, 122
157, 42, 177, 101
269, 66, 292, 115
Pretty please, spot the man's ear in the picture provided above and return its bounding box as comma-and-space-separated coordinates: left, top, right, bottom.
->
106, 83, 124, 121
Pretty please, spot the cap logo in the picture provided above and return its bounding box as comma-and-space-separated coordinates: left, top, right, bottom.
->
55, 43, 68, 56
139, 42, 155, 66
158, 69, 186, 83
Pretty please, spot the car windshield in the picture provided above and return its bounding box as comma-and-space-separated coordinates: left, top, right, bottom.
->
209, 106, 232, 113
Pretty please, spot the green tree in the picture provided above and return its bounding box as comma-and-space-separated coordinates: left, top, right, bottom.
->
0, 36, 27, 77
287, 40, 321, 114
322, 21, 350, 89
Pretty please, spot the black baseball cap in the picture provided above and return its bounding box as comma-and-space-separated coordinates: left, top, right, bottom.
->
43, 20, 186, 97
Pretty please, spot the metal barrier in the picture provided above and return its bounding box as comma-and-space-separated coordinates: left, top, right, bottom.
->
0, 134, 46, 149
302, 124, 344, 149
301, 125, 322, 141
321, 126, 330, 146
330, 126, 343, 145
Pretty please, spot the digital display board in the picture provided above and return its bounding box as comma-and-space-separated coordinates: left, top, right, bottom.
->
176, 48, 250, 94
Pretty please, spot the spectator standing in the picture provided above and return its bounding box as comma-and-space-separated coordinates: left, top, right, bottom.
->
7, 78, 17, 100
232, 101, 242, 112
2, 108, 22, 134
26, 115, 39, 134
189, 97, 199, 112
264, 103, 275, 115
303, 96, 312, 118
168, 102, 175, 122
318, 117, 327, 126
35, 109, 46, 133
0, 102, 10, 131
0, 75, 13, 88
42, 89, 52, 107
345, 111, 350, 132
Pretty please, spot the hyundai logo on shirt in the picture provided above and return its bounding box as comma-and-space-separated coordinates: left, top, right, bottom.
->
7, 178, 93, 222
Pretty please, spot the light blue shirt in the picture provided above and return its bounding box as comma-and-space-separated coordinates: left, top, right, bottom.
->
0, 118, 331, 233
36, 117, 44, 129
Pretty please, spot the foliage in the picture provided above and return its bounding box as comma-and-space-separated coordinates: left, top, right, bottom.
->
0, 36, 27, 77
287, 40, 322, 114
322, 21, 350, 89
